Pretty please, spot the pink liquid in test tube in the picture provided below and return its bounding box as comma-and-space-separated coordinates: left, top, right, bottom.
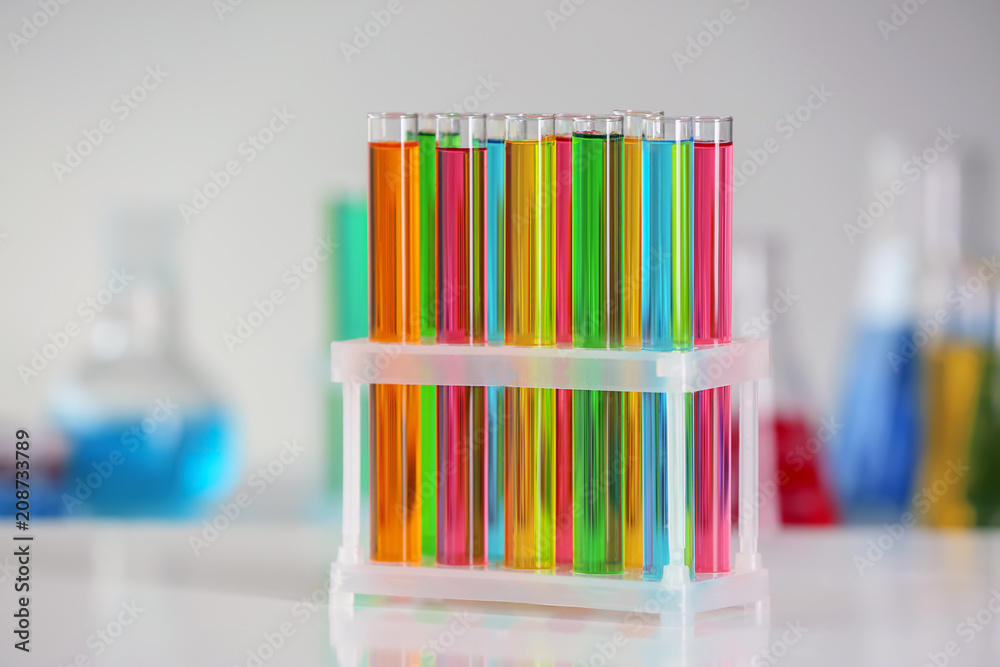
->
693, 117, 732, 574
436, 115, 487, 567
554, 118, 575, 563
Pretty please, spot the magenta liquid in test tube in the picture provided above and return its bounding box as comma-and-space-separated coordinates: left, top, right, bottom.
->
554, 113, 576, 564
692, 116, 733, 574
436, 113, 487, 566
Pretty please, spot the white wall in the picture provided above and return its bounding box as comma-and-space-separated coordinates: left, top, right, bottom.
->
2, 0, 999, 495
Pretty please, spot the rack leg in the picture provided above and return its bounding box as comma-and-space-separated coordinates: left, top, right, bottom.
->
736, 380, 762, 572
664, 392, 689, 583
338, 380, 362, 565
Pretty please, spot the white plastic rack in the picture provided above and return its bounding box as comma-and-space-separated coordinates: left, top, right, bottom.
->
330, 337, 770, 621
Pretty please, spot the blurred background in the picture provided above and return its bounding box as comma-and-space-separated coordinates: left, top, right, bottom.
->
2, 0, 1000, 529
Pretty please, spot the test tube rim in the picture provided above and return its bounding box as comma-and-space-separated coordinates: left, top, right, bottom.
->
691, 115, 734, 142
573, 114, 623, 136
436, 113, 487, 148
486, 113, 511, 139
435, 112, 487, 119
368, 112, 417, 143
642, 115, 693, 142
555, 113, 585, 136
613, 109, 664, 138
367, 111, 417, 119
505, 113, 556, 142
418, 112, 443, 132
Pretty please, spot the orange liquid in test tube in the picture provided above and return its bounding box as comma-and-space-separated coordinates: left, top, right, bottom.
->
369, 136, 421, 563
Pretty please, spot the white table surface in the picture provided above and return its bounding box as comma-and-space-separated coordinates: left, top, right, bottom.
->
4, 522, 1000, 666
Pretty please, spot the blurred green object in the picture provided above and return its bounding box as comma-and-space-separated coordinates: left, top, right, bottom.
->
326, 192, 368, 493
968, 334, 1000, 526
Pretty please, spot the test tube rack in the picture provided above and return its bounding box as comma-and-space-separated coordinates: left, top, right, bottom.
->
330, 337, 769, 622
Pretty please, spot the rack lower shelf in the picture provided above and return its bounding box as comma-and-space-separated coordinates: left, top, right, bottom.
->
331, 559, 769, 619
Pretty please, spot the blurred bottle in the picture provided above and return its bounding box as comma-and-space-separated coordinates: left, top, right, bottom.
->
832, 136, 923, 522
324, 191, 368, 494
734, 235, 838, 527
961, 151, 1000, 527
915, 154, 991, 527
967, 288, 1000, 526
51, 209, 238, 516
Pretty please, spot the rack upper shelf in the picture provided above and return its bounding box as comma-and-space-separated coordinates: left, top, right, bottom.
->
331, 338, 769, 393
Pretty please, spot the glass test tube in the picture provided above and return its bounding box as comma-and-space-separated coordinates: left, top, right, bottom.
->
693, 116, 733, 574
554, 113, 577, 565
436, 113, 487, 566
486, 113, 507, 562
614, 109, 662, 571
572, 114, 624, 575
417, 112, 439, 559
641, 116, 694, 576
504, 113, 557, 569
368, 112, 421, 563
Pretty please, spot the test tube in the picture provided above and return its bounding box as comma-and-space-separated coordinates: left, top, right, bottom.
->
555, 113, 579, 347
614, 109, 662, 571
486, 112, 507, 562
367, 112, 421, 563
641, 115, 694, 576
572, 114, 624, 575
436, 113, 487, 566
504, 113, 556, 569
554, 113, 577, 565
417, 112, 439, 559
693, 116, 733, 574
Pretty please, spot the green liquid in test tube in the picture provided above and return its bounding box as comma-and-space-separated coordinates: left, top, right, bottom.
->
572, 115, 624, 575
418, 114, 438, 559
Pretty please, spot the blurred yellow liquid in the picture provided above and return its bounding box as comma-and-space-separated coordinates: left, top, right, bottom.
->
919, 342, 986, 527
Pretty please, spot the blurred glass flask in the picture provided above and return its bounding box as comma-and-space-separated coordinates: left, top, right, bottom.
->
733, 235, 838, 527
967, 288, 1000, 526
916, 154, 991, 527
832, 136, 923, 522
52, 210, 238, 516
